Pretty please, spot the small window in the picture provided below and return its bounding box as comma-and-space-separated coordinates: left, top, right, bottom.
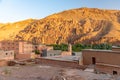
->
11, 52, 12, 55
72, 53, 75, 56
113, 71, 117, 75
6, 53, 8, 55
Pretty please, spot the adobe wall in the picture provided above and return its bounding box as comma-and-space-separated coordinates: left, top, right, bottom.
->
23, 42, 33, 54
96, 64, 120, 75
82, 50, 120, 65
0, 41, 19, 54
112, 48, 120, 51
35, 58, 86, 69
0, 41, 34, 54
0, 50, 14, 60
0, 60, 8, 66
16, 54, 32, 60
61, 51, 71, 56
46, 46, 53, 51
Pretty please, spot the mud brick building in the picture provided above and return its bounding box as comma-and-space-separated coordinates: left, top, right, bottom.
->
0, 50, 14, 60
82, 49, 120, 75
0, 40, 34, 54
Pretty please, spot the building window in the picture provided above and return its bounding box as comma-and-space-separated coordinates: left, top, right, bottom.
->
6, 53, 8, 55
72, 52, 75, 56
113, 71, 117, 75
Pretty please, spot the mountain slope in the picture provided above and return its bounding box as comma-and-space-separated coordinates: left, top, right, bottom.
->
2, 7, 120, 44
0, 19, 35, 41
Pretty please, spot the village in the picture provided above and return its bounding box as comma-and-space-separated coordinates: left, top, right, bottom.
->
0, 40, 119, 79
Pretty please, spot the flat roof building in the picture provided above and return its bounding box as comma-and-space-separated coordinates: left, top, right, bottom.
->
112, 46, 120, 51
0, 40, 34, 54
0, 50, 14, 60
82, 49, 120, 75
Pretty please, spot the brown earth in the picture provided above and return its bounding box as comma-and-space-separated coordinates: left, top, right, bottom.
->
0, 64, 114, 80
1, 7, 120, 44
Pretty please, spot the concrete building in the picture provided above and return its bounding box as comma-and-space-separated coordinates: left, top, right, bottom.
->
82, 49, 120, 75
0, 40, 34, 54
0, 50, 14, 60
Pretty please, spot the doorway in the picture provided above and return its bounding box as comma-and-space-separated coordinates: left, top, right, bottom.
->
113, 71, 117, 75
92, 57, 96, 64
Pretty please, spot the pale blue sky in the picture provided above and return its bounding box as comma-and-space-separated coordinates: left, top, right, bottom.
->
0, 0, 120, 23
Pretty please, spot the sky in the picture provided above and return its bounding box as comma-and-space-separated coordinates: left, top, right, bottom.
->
0, 0, 120, 23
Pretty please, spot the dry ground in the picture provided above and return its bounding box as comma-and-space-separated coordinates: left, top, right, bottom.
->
0, 64, 118, 80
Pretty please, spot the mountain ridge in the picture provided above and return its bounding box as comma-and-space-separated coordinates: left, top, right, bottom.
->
1, 7, 120, 45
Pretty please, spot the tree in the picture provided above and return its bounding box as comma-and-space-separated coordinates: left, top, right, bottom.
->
34, 50, 40, 55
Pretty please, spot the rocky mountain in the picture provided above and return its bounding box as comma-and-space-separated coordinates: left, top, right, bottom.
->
0, 19, 34, 41
1, 7, 120, 44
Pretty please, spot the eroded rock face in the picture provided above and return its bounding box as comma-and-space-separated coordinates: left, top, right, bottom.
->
1, 8, 120, 44
0, 19, 34, 41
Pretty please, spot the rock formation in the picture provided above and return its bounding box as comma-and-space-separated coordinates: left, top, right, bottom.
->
1, 8, 120, 44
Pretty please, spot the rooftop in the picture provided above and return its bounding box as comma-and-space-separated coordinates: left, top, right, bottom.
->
47, 50, 62, 54
43, 56, 80, 61
112, 46, 120, 49
83, 49, 120, 54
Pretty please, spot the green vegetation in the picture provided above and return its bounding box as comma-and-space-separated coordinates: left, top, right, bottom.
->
53, 44, 68, 51
52, 43, 112, 52
92, 43, 112, 50
34, 50, 40, 55
72, 44, 86, 52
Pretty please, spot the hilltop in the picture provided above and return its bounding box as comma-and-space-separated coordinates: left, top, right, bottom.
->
1, 7, 120, 44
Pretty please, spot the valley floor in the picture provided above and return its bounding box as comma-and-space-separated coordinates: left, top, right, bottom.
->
0, 64, 118, 80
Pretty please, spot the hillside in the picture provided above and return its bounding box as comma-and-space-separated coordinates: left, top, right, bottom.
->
1, 7, 120, 44
0, 19, 35, 41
